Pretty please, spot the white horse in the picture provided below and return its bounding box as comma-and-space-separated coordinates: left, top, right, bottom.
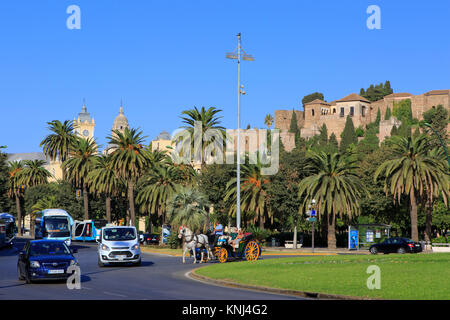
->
178, 226, 214, 264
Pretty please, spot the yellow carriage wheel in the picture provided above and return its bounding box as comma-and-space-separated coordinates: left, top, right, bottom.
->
244, 240, 260, 261
218, 247, 228, 263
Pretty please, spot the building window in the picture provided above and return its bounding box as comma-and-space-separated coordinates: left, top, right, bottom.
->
312, 109, 315, 117
333, 108, 336, 114
361, 106, 366, 117
340, 108, 344, 117
350, 106, 354, 117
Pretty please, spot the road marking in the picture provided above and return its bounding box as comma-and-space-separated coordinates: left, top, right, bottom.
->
103, 291, 127, 298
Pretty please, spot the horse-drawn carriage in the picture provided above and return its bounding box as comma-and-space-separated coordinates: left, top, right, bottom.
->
213, 233, 261, 263
178, 226, 261, 264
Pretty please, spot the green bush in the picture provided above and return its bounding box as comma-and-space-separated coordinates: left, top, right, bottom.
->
167, 233, 181, 249
245, 225, 272, 243
432, 237, 448, 244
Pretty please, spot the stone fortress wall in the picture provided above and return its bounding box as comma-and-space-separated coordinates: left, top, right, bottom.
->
275, 90, 450, 152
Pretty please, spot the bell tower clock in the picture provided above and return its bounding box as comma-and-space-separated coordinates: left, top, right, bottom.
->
74, 100, 95, 140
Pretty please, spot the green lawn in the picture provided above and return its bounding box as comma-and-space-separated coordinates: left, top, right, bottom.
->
195, 253, 450, 299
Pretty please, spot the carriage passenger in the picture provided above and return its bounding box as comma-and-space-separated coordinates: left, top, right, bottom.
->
232, 229, 244, 252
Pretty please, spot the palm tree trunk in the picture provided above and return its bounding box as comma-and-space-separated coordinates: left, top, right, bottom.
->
425, 197, 433, 243
83, 183, 89, 220
15, 195, 22, 235
410, 190, 419, 242
259, 214, 264, 230
128, 180, 136, 226
106, 196, 111, 223
327, 211, 336, 249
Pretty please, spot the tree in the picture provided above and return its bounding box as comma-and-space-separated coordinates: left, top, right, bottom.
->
422, 105, 449, 146
264, 114, 274, 130
19, 160, 51, 187
385, 107, 392, 120
197, 164, 235, 227
108, 127, 149, 226
0, 151, 10, 213
374, 134, 449, 241
361, 81, 394, 102
289, 110, 301, 149
62, 137, 98, 220
302, 92, 325, 106
167, 187, 209, 232
40, 120, 78, 180
340, 116, 357, 152
298, 152, 368, 248
88, 155, 123, 223
328, 133, 339, 153
225, 157, 272, 229
318, 124, 328, 147
136, 163, 180, 234
7, 161, 25, 234
178, 106, 225, 167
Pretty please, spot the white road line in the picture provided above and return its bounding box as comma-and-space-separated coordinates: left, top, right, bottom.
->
103, 291, 127, 298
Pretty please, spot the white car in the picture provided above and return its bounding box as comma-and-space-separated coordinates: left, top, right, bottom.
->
97, 226, 141, 267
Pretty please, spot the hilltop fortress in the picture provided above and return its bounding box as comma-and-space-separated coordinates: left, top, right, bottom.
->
275, 90, 450, 151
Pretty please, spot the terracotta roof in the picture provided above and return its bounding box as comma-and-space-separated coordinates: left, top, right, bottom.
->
304, 99, 330, 106
329, 100, 337, 106
425, 90, 450, 96
337, 93, 370, 103
384, 93, 413, 98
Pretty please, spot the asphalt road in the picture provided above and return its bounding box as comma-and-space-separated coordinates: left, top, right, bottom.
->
0, 238, 301, 300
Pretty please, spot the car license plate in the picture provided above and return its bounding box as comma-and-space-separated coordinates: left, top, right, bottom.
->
48, 269, 64, 274
116, 255, 126, 260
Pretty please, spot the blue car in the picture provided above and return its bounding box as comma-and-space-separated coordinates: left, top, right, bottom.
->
17, 240, 78, 283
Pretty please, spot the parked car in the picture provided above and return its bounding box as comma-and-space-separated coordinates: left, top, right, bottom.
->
369, 237, 422, 254
97, 226, 141, 267
17, 240, 78, 283
141, 233, 159, 245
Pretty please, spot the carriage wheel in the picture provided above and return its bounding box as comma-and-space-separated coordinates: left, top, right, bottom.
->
218, 247, 228, 263
244, 240, 260, 261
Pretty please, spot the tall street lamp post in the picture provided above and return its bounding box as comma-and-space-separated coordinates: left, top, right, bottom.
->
226, 33, 254, 229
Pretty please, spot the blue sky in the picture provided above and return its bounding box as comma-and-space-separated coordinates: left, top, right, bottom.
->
1, 0, 449, 153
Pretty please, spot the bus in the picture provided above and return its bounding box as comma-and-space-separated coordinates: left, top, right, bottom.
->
0, 213, 16, 248
72, 219, 108, 242
40, 209, 74, 246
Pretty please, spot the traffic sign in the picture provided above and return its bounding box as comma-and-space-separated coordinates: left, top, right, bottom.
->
311, 210, 316, 217
307, 217, 317, 222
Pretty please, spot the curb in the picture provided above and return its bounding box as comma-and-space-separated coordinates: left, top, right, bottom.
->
189, 267, 379, 300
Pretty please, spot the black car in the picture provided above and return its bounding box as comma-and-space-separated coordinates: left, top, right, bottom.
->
140, 233, 159, 245
369, 237, 422, 254
17, 240, 78, 283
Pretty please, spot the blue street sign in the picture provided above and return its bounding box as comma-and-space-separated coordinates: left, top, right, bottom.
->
311, 210, 316, 217
307, 217, 316, 222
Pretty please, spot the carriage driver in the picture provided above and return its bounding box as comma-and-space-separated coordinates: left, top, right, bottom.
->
212, 223, 223, 245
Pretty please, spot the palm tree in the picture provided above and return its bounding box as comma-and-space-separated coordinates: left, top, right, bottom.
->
108, 127, 149, 226
167, 187, 210, 232
19, 160, 51, 186
264, 114, 274, 130
375, 134, 449, 242
298, 152, 368, 249
423, 148, 449, 242
178, 106, 225, 167
136, 164, 180, 232
87, 155, 123, 223
7, 161, 24, 235
30, 196, 59, 237
225, 158, 271, 229
40, 120, 78, 180
62, 137, 98, 220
